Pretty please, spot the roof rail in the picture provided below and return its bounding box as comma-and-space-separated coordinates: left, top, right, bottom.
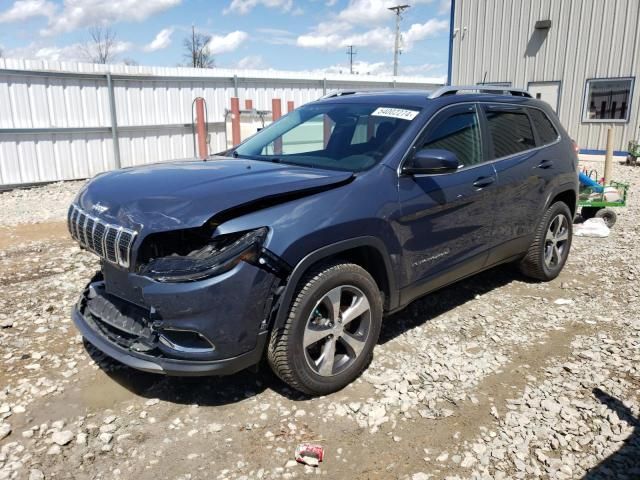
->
320, 90, 360, 99
429, 85, 532, 99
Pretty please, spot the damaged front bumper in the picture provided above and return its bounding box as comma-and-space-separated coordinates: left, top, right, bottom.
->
73, 261, 280, 376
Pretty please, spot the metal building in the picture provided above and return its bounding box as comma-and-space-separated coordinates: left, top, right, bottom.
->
449, 0, 640, 152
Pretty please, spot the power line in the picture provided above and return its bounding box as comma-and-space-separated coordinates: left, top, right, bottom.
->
388, 4, 410, 77
346, 45, 357, 74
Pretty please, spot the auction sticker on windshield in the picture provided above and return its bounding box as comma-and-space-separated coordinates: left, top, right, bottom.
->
371, 107, 419, 121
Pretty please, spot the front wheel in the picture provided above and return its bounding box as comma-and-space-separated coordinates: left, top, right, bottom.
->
519, 201, 573, 281
267, 262, 383, 396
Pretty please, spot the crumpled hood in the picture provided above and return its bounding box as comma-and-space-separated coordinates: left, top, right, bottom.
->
76, 157, 353, 234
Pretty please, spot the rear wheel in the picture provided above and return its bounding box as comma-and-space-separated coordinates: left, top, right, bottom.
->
267, 262, 382, 395
519, 201, 572, 281
595, 208, 617, 228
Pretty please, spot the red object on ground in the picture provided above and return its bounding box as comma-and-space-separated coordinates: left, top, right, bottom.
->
194, 97, 208, 159
272, 98, 282, 154
295, 443, 324, 466
230, 97, 241, 147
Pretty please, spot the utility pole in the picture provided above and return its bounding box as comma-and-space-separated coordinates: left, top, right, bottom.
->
191, 25, 196, 68
388, 4, 410, 76
346, 45, 357, 74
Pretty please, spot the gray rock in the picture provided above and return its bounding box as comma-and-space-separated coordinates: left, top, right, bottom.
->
51, 430, 74, 446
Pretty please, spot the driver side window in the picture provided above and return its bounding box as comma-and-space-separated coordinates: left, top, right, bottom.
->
421, 106, 482, 167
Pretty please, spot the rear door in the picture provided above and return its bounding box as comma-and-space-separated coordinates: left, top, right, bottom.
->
481, 103, 557, 263
396, 103, 498, 301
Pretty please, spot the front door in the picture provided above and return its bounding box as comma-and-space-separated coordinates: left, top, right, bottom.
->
396, 103, 497, 302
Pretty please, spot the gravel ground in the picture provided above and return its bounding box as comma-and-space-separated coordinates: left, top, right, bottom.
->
0, 181, 86, 226
0, 161, 638, 480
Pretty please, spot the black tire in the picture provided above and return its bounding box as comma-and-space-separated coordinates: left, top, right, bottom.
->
595, 208, 617, 228
267, 261, 383, 396
581, 206, 599, 220
519, 201, 573, 281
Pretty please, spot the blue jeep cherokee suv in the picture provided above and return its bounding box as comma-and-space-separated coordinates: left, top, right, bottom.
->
69, 86, 578, 395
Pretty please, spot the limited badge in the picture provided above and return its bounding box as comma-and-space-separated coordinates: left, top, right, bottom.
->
371, 107, 419, 121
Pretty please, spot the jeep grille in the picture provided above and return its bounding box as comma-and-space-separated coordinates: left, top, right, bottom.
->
67, 205, 137, 268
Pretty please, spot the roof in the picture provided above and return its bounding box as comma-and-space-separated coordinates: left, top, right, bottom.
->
315, 85, 535, 108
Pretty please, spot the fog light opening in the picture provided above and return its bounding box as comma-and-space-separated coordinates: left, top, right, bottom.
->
159, 330, 216, 354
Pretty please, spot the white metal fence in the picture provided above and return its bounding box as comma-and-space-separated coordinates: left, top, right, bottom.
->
0, 59, 442, 187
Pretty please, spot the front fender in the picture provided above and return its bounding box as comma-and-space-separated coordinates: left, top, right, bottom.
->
271, 236, 398, 331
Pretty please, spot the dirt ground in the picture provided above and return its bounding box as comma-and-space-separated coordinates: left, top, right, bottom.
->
0, 161, 638, 480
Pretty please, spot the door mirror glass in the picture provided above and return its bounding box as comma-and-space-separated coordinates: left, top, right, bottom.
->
403, 149, 460, 175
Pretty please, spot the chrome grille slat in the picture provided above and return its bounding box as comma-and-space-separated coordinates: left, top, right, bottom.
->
66, 204, 137, 268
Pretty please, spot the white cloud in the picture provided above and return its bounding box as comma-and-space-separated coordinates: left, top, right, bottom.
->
143, 27, 173, 52
6, 40, 131, 62
324, 60, 389, 75
310, 60, 445, 79
224, 0, 293, 15
41, 0, 181, 36
207, 30, 248, 55
235, 55, 268, 69
297, 18, 448, 52
337, 0, 435, 25
256, 27, 297, 45
403, 18, 449, 47
402, 62, 444, 75
0, 0, 56, 23
437, 0, 451, 15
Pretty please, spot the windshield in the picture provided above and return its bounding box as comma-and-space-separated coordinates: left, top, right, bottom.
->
233, 102, 420, 172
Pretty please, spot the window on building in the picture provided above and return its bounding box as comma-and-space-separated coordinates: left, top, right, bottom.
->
485, 109, 536, 158
528, 108, 559, 145
583, 78, 634, 122
422, 109, 482, 167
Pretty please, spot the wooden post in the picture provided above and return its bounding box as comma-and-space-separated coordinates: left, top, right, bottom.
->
195, 97, 208, 159
230, 97, 241, 147
245, 99, 253, 110
287, 100, 295, 113
604, 127, 614, 185
272, 98, 282, 154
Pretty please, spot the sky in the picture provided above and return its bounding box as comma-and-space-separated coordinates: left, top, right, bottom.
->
0, 0, 452, 79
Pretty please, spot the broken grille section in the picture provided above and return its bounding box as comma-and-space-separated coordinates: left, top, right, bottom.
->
67, 204, 137, 268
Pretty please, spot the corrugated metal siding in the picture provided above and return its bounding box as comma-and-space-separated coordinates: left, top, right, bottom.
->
0, 59, 441, 186
452, 0, 640, 151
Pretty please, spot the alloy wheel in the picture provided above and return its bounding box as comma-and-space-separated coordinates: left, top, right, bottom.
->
303, 285, 372, 377
544, 213, 569, 269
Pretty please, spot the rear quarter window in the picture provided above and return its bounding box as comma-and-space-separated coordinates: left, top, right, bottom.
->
485, 109, 536, 158
528, 108, 560, 145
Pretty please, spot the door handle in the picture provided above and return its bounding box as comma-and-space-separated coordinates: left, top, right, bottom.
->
538, 159, 554, 169
473, 176, 495, 188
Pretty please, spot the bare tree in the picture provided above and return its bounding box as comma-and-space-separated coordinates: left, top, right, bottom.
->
81, 26, 118, 64
183, 26, 214, 68
122, 57, 139, 66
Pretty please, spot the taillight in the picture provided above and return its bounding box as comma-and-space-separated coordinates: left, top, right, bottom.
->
572, 140, 580, 154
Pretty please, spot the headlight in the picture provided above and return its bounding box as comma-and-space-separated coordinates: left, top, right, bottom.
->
140, 227, 268, 282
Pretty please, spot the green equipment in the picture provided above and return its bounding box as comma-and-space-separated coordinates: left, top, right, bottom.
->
578, 169, 629, 228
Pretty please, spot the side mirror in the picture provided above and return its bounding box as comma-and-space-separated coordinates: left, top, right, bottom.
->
403, 149, 460, 175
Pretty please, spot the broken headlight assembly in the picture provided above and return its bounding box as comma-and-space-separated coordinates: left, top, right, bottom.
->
140, 227, 280, 282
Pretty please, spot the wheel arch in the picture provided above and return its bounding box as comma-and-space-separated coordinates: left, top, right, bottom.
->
272, 237, 398, 331
546, 186, 578, 217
